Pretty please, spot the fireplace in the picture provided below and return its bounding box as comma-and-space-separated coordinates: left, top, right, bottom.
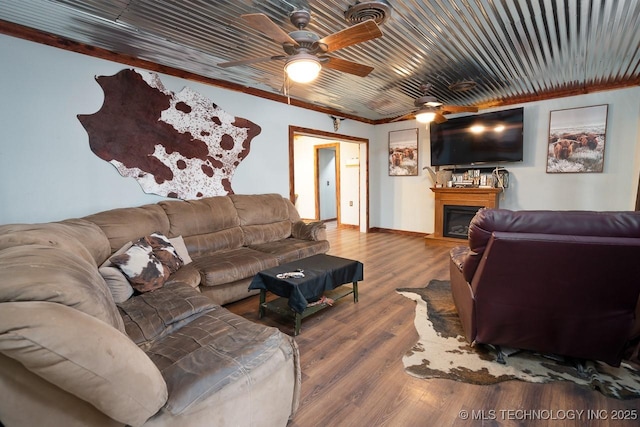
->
428, 187, 501, 243
443, 205, 482, 239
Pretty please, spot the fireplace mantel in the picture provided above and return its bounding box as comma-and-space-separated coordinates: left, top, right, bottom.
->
427, 187, 502, 244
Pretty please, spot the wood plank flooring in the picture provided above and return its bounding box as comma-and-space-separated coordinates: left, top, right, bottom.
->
225, 223, 640, 426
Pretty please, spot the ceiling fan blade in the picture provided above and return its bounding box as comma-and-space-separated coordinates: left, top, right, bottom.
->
440, 105, 478, 114
323, 56, 374, 77
390, 110, 418, 122
434, 113, 448, 124
318, 19, 382, 52
241, 13, 298, 46
218, 55, 286, 68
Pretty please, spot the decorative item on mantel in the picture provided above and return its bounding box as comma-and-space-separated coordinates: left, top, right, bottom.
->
423, 166, 451, 188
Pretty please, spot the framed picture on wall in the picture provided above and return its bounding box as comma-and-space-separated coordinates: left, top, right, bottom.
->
389, 128, 419, 176
546, 104, 608, 173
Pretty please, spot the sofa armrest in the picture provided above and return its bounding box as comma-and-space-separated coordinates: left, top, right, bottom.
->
292, 220, 326, 241
165, 263, 201, 288
0, 301, 167, 427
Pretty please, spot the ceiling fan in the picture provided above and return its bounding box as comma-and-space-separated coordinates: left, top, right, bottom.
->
217, 9, 382, 84
394, 84, 478, 124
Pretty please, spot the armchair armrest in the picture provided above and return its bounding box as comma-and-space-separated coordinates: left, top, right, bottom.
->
292, 220, 326, 241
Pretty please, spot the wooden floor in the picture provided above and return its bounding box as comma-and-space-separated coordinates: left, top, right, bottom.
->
225, 223, 640, 427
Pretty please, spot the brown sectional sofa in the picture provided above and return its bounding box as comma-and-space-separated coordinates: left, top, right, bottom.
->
449, 208, 640, 367
85, 193, 330, 305
0, 193, 329, 426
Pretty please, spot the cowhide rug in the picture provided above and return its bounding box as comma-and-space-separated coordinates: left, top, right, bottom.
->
397, 279, 640, 400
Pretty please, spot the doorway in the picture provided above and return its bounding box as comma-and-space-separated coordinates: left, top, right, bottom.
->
289, 126, 369, 232
316, 144, 338, 221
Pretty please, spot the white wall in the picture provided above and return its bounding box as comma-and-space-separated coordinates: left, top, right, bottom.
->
505, 91, 640, 211
2, 33, 640, 231
370, 123, 434, 233
0, 34, 373, 223
373, 88, 640, 233
338, 142, 361, 226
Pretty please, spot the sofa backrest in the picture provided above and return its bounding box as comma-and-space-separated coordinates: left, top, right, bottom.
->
0, 244, 125, 333
469, 208, 640, 246
82, 193, 300, 259
0, 219, 111, 265
84, 203, 171, 259
230, 194, 294, 245
159, 196, 244, 257
463, 208, 640, 281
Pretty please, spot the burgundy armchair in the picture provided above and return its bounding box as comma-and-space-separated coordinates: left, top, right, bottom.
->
449, 208, 640, 367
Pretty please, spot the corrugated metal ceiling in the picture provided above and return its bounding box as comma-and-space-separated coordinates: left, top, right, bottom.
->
1, 0, 639, 122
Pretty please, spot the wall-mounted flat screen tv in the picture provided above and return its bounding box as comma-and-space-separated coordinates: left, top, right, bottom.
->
429, 107, 524, 166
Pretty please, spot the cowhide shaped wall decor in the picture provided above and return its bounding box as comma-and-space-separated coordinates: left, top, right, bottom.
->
78, 69, 261, 199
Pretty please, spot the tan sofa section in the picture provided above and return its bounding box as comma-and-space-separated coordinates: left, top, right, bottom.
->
0, 193, 324, 426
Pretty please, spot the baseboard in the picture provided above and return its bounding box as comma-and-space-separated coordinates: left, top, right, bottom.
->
369, 227, 427, 238
423, 234, 463, 246
338, 223, 359, 230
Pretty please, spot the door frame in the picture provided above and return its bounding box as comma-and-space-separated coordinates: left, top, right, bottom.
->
289, 125, 369, 232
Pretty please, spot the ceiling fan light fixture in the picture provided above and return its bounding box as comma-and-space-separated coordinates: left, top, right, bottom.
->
285, 53, 321, 83
416, 110, 436, 123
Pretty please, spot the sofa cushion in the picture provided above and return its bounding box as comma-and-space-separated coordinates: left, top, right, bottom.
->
159, 196, 240, 238
165, 264, 201, 288
0, 219, 111, 265
292, 220, 326, 241
0, 245, 125, 333
118, 282, 217, 346
249, 238, 331, 264
110, 239, 170, 293
183, 228, 245, 258
191, 247, 279, 287
85, 203, 170, 255
99, 266, 135, 304
449, 245, 468, 273
241, 221, 293, 246
230, 194, 289, 225
230, 194, 292, 245
99, 241, 135, 303
144, 307, 286, 415
0, 301, 167, 426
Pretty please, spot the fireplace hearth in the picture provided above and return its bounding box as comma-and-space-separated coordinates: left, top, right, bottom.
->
443, 205, 482, 239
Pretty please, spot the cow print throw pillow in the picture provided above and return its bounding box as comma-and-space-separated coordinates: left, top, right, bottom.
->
145, 232, 184, 273
110, 239, 170, 293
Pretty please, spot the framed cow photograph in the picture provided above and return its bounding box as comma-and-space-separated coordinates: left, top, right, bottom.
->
546, 104, 608, 173
389, 128, 419, 176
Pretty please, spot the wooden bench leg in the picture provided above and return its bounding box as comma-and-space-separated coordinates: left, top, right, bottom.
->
353, 281, 359, 303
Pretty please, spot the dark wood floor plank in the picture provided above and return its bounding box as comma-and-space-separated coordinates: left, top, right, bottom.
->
225, 223, 640, 427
